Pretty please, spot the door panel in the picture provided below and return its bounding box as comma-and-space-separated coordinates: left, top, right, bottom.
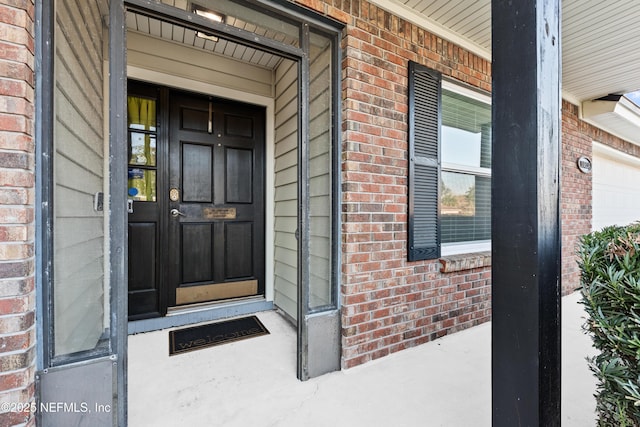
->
182, 107, 210, 132
226, 147, 253, 203
225, 114, 254, 137
225, 222, 254, 279
181, 223, 214, 283
128, 222, 158, 314
182, 143, 213, 202
168, 91, 265, 307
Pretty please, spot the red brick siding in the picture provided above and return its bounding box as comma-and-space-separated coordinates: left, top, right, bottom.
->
561, 101, 592, 295
294, 0, 640, 369
295, 0, 494, 368
0, 1, 35, 426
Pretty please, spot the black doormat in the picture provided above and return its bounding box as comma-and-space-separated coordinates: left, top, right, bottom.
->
169, 315, 269, 356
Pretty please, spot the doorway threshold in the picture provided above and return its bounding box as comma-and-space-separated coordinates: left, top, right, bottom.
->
128, 297, 273, 335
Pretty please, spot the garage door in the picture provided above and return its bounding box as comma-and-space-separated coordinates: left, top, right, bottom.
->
592, 142, 640, 231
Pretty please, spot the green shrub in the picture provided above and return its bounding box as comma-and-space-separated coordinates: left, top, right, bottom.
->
578, 223, 640, 427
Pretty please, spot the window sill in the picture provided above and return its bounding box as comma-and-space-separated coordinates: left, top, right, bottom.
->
441, 240, 491, 256
439, 251, 491, 273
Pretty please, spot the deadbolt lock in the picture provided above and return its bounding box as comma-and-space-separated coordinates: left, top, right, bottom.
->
169, 188, 180, 202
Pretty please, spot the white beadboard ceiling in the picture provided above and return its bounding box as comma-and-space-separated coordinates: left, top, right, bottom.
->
127, 0, 640, 144
126, 0, 294, 70
129, 0, 640, 102
385, 0, 640, 103
373, 0, 640, 144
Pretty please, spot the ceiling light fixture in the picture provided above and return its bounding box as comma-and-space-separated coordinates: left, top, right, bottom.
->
191, 3, 224, 43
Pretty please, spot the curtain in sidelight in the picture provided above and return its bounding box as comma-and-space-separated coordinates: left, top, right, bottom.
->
127, 96, 157, 202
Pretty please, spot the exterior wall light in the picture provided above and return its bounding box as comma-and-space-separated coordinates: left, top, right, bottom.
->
192, 3, 225, 42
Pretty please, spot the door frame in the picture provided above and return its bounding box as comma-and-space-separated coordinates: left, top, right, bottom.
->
36, 1, 341, 425
126, 69, 278, 333
126, 82, 268, 318
122, 0, 344, 380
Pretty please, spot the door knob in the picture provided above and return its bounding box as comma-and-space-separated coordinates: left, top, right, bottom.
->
170, 209, 186, 218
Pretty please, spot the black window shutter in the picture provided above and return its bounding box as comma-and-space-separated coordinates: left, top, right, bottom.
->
408, 61, 441, 261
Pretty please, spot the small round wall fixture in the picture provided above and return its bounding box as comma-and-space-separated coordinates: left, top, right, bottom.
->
577, 156, 592, 174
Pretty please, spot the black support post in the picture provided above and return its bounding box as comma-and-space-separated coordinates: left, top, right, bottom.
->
491, 1, 561, 426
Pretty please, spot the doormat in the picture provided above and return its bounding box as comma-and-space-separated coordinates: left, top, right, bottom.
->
169, 316, 269, 356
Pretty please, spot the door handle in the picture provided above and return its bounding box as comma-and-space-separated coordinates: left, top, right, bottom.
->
170, 209, 186, 218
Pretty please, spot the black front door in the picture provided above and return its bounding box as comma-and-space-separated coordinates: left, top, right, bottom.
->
167, 91, 265, 307
127, 81, 265, 319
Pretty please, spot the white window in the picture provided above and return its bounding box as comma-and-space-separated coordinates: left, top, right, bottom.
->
440, 82, 491, 255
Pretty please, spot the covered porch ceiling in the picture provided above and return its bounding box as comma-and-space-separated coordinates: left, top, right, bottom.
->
128, 0, 640, 145
373, 0, 640, 145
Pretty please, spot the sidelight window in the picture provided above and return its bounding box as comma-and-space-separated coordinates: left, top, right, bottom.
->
127, 95, 158, 202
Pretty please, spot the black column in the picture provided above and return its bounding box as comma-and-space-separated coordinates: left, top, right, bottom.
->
491, 1, 561, 426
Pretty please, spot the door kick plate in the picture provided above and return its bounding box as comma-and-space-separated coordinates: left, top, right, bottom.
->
176, 280, 258, 305
203, 207, 236, 219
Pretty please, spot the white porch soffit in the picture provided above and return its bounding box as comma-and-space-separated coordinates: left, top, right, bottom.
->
375, 0, 640, 145
582, 96, 640, 146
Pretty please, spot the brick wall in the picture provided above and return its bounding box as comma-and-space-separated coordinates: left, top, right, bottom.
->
296, 0, 640, 369
0, 1, 35, 426
561, 101, 592, 296
338, 3, 493, 368
295, 0, 493, 368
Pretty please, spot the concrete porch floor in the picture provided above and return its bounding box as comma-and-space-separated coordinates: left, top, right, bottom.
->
128, 292, 597, 426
